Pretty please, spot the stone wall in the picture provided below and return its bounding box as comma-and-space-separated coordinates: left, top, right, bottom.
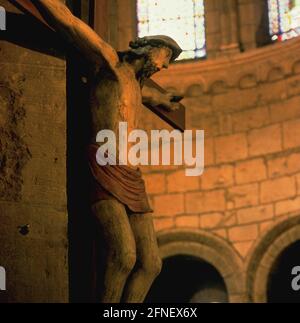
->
139, 36, 300, 301
0, 1, 68, 302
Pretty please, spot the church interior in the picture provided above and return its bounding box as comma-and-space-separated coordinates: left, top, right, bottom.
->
0, 0, 300, 303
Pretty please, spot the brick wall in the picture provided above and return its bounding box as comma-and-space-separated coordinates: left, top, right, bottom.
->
139, 37, 300, 260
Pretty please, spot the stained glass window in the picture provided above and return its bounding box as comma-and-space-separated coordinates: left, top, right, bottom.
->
137, 0, 206, 60
268, 0, 300, 41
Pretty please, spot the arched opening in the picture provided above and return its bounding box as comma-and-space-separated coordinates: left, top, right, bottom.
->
150, 229, 245, 302
246, 216, 300, 303
145, 254, 228, 303
267, 240, 300, 303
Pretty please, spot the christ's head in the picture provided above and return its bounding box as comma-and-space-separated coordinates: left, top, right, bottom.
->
124, 35, 182, 81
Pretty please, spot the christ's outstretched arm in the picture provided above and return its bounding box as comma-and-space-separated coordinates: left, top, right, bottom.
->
31, 0, 119, 68
142, 85, 181, 111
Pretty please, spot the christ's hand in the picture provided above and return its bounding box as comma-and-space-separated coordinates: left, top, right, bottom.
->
159, 92, 182, 111
142, 86, 182, 112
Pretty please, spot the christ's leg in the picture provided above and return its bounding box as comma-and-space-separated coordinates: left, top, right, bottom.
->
92, 199, 137, 303
121, 213, 162, 303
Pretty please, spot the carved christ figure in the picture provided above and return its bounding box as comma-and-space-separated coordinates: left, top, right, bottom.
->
31, 0, 183, 303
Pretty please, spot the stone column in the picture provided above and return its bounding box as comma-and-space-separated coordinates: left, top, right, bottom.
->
94, 0, 136, 51
205, 0, 241, 58
219, 0, 240, 55
205, 0, 222, 58
94, 0, 110, 40
238, 0, 271, 51
116, 0, 137, 51
0, 0, 68, 303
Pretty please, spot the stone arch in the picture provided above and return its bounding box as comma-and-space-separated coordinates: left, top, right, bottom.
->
246, 215, 300, 302
209, 80, 229, 95
165, 86, 180, 95
238, 74, 258, 89
185, 84, 204, 97
156, 229, 246, 302
266, 66, 285, 82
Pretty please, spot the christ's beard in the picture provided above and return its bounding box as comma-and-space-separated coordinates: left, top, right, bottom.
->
139, 58, 159, 81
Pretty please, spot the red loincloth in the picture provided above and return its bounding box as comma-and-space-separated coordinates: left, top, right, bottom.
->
87, 144, 153, 214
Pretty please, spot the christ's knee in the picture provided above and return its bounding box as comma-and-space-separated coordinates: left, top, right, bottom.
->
108, 248, 137, 276
137, 253, 162, 281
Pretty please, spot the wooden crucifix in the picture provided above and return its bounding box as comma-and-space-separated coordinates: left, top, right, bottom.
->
8, 0, 186, 304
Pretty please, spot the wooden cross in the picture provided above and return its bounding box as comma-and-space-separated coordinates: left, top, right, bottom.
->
9, 0, 186, 132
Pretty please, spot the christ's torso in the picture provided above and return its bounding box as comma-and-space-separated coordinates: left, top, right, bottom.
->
90, 63, 143, 146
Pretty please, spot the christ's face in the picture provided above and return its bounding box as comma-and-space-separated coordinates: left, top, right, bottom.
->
142, 47, 173, 79
149, 47, 172, 71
